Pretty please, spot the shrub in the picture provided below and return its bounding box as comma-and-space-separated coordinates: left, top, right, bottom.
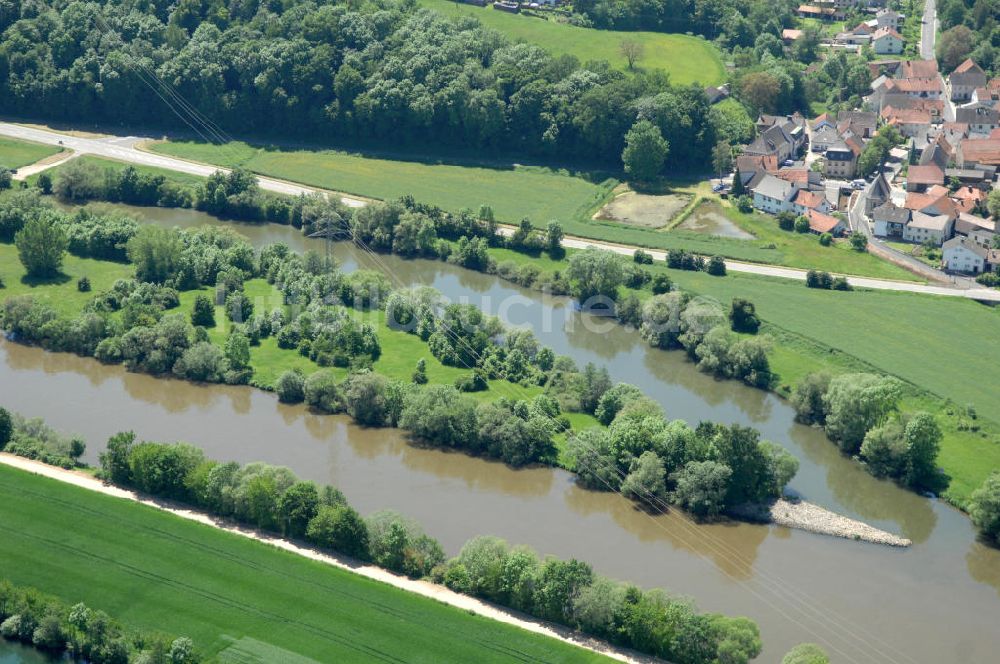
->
776, 211, 796, 231
729, 298, 760, 334
412, 358, 428, 384
275, 370, 306, 404
15, 214, 68, 278
671, 460, 732, 519
831, 276, 851, 291
307, 504, 370, 559
736, 195, 753, 213
650, 273, 672, 294
818, 232, 832, 246
706, 255, 726, 276
633, 249, 653, 264
850, 232, 868, 251
399, 385, 478, 448
794, 215, 810, 233
783, 643, 830, 664
76, 277, 91, 292
304, 370, 341, 413
970, 472, 1000, 543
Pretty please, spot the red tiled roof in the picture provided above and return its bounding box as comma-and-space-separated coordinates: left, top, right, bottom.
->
908, 164, 945, 185
793, 189, 825, 209
901, 60, 939, 78
776, 167, 811, 184
961, 138, 1000, 165
955, 59, 981, 74
873, 27, 903, 40
883, 107, 932, 125
805, 209, 842, 234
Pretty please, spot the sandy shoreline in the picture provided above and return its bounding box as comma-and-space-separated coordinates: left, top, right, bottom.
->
0, 453, 658, 663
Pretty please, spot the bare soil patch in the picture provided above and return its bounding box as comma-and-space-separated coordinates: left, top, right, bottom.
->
676, 201, 755, 240
594, 190, 691, 228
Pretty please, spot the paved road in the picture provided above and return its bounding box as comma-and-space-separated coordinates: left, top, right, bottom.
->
920, 0, 937, 60
0, 122, 367, 207
5, 120, 1000, 302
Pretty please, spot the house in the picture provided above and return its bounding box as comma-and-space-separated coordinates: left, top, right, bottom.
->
812, 125, 842, 152
824, 140, 860, 178
752, 174, 798, 214
705, 84, 730, 104
955, 213, 996, 246
791, 188, 832, 215
876, 8, 901, 30
864, 172, 892, 215
956, 104, 1000, 135
879, 93, 944, 122
746, 115, 807, 161
872, 203, 911, 237
838, 111, 878, 139
872, 27, 904, 55
942, 235, 999, 273
798, 4, 837, 19
804, 208, 847, 235
903, 211, 954, 244
958, 138, 1000, 167
905, 164, 945, 192
950, 59, 989, 102
882, 106, 932, 137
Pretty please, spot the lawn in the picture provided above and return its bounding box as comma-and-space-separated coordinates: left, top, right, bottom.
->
0, 464, 607, 663
27, 154, 208, 190
0, 136, 62, 170
0, 243, 133, 316
418, 0, 725, 85
146, 139, 616, 224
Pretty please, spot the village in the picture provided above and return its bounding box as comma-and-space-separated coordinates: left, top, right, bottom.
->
729, 46, 1000, 279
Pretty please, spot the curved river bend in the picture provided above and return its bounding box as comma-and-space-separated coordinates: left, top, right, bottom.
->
6, 203, 998, 662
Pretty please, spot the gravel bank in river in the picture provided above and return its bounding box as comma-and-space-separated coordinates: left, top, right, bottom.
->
732, 499, 912, 547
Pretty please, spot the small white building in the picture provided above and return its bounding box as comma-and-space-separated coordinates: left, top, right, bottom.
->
903, 211, 954, 245
873, 27, 904, 55
942, 236, 992, 273
876, 8, 901, 30
752, 174, 798, 215
871, 203, 910, 237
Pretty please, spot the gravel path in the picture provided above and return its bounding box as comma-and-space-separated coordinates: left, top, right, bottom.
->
732, 499, 912, 547
0, 453, 657, 663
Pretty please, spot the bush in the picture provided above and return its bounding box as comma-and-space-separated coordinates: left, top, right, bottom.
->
0, 407, 11, 449
776, 211, 796, 231
831, 276, 851, 291
650, 273, 672, 294
805, 270, 833, 289
307, 504, 370, 560
850, 232, 868, 251
76, 277, 91, 292
275, 370, 306, 404
633, 249, 653, 264
706, 255, 726, 276
412, 358, 428, 384
671, 461, 732, 519
191, 294, 216, 327
399, 385, 478, 448
818, 232, 832, 246
729, 298, 760, 334
304, 370, 341, 413
736, 195, 753, 213
783, 643, 830, 664
970, 472, 1000, 543
15, 214, 68, 278
794, 215, 810, 233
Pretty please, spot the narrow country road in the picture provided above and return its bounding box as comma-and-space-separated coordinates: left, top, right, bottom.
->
4, 120, 1000, 302
920, 0, 937, 61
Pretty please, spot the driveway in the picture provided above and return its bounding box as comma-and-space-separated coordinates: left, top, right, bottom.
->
920, 0, 937, 61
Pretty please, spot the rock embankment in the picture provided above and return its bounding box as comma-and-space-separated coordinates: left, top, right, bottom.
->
732, 499, 912, 547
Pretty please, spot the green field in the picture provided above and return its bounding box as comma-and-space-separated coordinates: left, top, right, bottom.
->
0, 464, 606, 663
146, 140, 615, 224
418, 0, 725, 85
0, 137, 62, 170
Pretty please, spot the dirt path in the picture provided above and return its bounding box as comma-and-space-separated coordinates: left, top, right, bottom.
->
0, 453, 656, 664
12, 150, 77, 181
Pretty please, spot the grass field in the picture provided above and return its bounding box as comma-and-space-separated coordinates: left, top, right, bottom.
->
418, 0, 725, 85
0, 464, 606, 663
0, 137, 62, 170
146, 140, 616, 224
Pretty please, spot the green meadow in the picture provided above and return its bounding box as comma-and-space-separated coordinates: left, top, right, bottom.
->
418, 0, 725, 85
0, 464, 607, 663
146, 140, 616, 224
0, 137, 62, 170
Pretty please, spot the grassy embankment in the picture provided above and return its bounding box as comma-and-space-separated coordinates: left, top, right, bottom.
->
0, 464, 607, 663
144, 142, 920, 281
417, 0, 725, 85
0, 136, 62, 170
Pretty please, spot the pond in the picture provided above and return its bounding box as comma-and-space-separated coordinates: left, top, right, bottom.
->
676, 200, 755, 240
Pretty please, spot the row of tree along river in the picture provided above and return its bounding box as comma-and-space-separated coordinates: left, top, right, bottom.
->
7, 201, 999, 662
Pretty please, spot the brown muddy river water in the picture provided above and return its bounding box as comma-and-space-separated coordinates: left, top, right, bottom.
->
6, 203, 1000, 662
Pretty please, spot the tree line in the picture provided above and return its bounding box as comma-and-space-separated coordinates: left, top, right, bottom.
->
0, 0, 722, 174
0, 577, 196, 664
82, 428, 762, 663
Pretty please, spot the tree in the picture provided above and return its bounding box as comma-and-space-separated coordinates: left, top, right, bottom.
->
621, 120, 669, 182
15, 214, 68, 278
545, 221, 564, 257
783, 643, 830, 664
399, 385, 478, 448
224, 331, 251, 372
850, 232, 867, 252
777, 211, 796, 231
304, 369, 340, 413
344, 372, 390, 426
711, 141, 733, 179
706, 255, 726, 276
823, 374, 902, 453
412, 358, 428, 384
794, 215, 810, 233
937, 25, 975, 72
621, 451, 667, 510
729, 298, 760, 334
36, 172, 52, 195
970, 472, 1000, 543
278, 481, 320, 538
307, 504, 370, 559
791, 373, 831, 424
191, 295, 215, 327
0, 167, 11, 190
903, 412, 941, 488
566, 248, 625, 303
127, 225, 182, 284
276, 370, 306, 404
739, 71, 781, 114
619, 39, 644, 70
0, 407, 12, 450
672, 461, 732, 519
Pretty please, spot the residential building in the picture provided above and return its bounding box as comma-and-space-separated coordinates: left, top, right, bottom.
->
804, 208, 847, 235
958, 138, 1000, 167
872, 203, 911, 237
812, 124, 842, 152
838, 111, 878, 139
704, 84, 730, 104
864, 173, 892, 215
751, 174, 798, 214
903, 211, 954, 245
956, 104, 1000, 135
824, 140, 860, 178
882, 106, 932, 137
955, 213, 996, 247
791, 188, 832, 215
746, 116, 806, 161
950, 59, 989, 102
872, 27, 904, 55
876, 8, 900, 30
782, 29, 804, 43
905, 164, 945, 192
942, 235, 999, 273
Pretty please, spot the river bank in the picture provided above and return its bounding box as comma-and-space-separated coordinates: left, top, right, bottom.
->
0, 452, 657, 664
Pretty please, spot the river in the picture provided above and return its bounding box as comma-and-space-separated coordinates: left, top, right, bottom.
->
5, 202, 1000, 662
